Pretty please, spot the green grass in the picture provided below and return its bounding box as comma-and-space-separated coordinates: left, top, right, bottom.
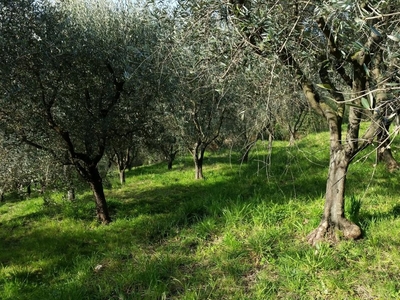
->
1, 130, 400, 299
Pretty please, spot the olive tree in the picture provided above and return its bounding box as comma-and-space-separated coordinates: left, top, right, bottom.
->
221, 0, 400, 244
160, 1, 245, 179
0, 0, 159, 222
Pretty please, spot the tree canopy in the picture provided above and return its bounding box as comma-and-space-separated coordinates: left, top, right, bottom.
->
0, 0, 162, 222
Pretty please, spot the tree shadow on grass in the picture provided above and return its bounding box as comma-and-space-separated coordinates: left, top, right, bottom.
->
358, 204, 400, 236
0, 191, 31, 207
102, 152, 329, 247
4, 137, 400, 299
126, 156, 195, 178
0, 196, 214, 299
0, 144, 352, 300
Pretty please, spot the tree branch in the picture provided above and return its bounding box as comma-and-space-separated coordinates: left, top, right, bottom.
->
316, 17, 352, 87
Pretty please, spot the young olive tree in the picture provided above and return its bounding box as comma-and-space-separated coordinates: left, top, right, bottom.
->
0, 0, 159, 223
161, 1, 243, 179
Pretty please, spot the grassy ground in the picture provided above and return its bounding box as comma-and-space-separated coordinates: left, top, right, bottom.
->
1, 131, 400, 299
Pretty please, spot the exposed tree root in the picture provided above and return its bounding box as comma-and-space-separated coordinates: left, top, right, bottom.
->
307, 221, 329, 246
307, 218, 361, 246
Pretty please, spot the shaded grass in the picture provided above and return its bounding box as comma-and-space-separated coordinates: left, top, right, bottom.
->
1, 130, 400, 299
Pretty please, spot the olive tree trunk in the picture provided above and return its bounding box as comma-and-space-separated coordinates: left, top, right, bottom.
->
193, 152, 205, 180
119, 168, 126, 185
377, 121, 399, 172
191, 142, 206, 180
75, 163, 111, 224
167, 150, 178, 170
279, 51, 365, 246
87, 166, 111, 224
307, 147, 361, 244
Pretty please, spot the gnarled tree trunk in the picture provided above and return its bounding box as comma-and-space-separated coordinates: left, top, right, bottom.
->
280, 50, 364, 246
307, 147, 361, 244
227, 0, 396, 246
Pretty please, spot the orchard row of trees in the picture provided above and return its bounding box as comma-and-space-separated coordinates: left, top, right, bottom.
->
1, 0, 399, 244
0, 0, 287, 221
225, 0, 400, 244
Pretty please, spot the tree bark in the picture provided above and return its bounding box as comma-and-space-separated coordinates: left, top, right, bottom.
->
194, 154, 204, 179
109, 147, 135, 184
377, 121, 400, 172
288, 130, 296, 146
67, 188, 75, 201
307, 148, 361, 245
288, 107, 307, 146
119, 168, 126, 184
27, 183, 31, 197
192, 143, 205, 180
229, 2, 392, 246
76, 164, 111, 224
280, 52, 362, 246
167, 150, 178, 170
89, 183, 111, 224
167, 158, 173, 170
378, 146, 399, 172
367, 23, 399, 172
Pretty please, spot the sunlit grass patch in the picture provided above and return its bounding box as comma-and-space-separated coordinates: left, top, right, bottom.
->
1, 132, 400, 299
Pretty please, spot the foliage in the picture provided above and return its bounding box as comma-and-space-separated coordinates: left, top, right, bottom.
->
0, 0, 163, 221
153, 2, 239, 178
210, 0, 400, 243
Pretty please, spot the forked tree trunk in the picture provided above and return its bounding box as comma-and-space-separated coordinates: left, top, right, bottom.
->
192, 144, 205, 180
280, 49, 362, 245
111, 147, 135, 183
194, 154, 204, 180
288, 129, 296, 146
307, 148, 362, 245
